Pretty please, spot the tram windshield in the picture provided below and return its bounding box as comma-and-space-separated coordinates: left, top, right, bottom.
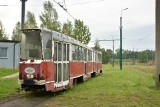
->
21, 30, 42, 60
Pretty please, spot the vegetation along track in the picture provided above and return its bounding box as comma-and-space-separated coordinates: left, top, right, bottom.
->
0, 91, 54, 107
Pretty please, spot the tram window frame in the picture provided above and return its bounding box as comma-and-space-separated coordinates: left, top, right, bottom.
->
54, 63, 57, 82
54, 42, 57, 61
67, 44, 69, 61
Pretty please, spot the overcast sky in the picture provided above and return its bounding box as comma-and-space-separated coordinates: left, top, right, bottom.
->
0, 0, 155, 51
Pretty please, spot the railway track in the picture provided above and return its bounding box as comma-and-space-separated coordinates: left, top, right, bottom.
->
0, 93, 29, 106
0, 92, 53, 107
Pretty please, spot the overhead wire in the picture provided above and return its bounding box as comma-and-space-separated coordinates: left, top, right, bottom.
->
68, 0, 104, 6
0, 0, 104, 7
53, 0, 75, 20
133, 30, 155, 50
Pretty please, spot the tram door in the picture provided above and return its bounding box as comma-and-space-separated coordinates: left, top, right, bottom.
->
54, 42, 69, 87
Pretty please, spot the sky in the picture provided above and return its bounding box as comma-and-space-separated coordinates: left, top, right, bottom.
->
0, 0, 155, 51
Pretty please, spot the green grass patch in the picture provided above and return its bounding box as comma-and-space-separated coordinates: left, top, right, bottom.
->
0, 68, 18, 78
0, 77, 20, 100
44, 64, 160, 107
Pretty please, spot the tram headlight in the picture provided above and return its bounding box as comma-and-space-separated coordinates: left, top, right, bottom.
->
27, 74, 34, 79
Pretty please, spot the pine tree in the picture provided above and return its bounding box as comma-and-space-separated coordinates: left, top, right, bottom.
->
25, 11, 38, 28
94, 39, 101, 51
0, 20, 8, 40
11, 22, 21, 41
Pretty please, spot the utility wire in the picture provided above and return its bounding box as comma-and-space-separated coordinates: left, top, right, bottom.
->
139, 31, 154, 41
68, 0, 104, 6
136, 31, 154, 46
133, 31, 155, 50
53, 0, 75, 20
0, 0, 104, 7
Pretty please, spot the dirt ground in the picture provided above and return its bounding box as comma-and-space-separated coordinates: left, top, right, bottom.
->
0, 92, 54, 107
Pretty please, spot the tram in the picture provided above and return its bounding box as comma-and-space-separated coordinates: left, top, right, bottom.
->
18, 28, 102, 92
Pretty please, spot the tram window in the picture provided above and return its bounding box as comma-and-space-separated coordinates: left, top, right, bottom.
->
54, 42, 57, 61
75, 45, 79, 60
95, 53, 97, 61
63, 63, 69, 81
84, 49, 87, 61
63, 63, 66, 81
54, 64, 57, 82
63, 44, 66, 61
66, 63, 69, 80
42, 32, 52, 60
58, 63, 62, 82
98, 54, 102, 62
67, 44, 69, 61
88, 50, 92, 61
29, 49, 38, 58
72, 44, 80, 60
80, 47, 84, 61
72, 45, 76, 60
58, 43, 62, 61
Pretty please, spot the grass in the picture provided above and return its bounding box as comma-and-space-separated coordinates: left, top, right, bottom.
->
0, 68, 18, 78
44, 64, 160, 107
0, 65, 159, 106
0, 77, 20, 100
0, 68, 20, 100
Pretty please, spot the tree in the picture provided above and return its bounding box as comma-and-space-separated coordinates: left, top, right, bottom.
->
25, 11, 38, 28
101, 48, 112, 64
94, 38, 101, 51
73, 19, 91, 44
11, 22, 21, 41
39, 0, 61, 32
0, 20, 8, 40
115, 48, 120, 59
62, 20, 73, 37
138, 51, 148, 63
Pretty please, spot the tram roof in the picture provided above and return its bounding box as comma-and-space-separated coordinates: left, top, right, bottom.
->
22, 28, 100, 52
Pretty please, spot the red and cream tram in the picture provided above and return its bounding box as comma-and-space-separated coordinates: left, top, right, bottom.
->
18, 29, 102, 92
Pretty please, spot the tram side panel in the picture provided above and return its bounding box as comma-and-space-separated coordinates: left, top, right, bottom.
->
69, 61, 85, 78
86, 62, 93, 75
93, 62, 97, 72
97, 62, 102, 73
40, 61, 54, 91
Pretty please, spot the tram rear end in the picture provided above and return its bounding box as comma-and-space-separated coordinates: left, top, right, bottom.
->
18, 29, 54, 91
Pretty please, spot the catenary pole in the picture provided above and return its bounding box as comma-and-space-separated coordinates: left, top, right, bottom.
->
20, 0, 27, 30
98, 39, 119, 67
119, 8, 128, 70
